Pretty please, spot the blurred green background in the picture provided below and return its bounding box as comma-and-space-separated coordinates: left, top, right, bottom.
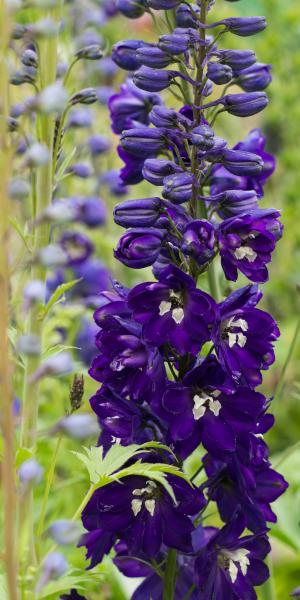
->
19, 0, 300, 598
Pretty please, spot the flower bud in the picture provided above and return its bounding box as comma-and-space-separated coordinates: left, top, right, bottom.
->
112, 40, 145, 71
182, 220, 215, 264
54, 414, 99, 440
133, 66, 175, 92
72, 196, 107, 228
114, 197, 162, 228
36, 81, 68, 114
207, 62, 233, 85
8, 178, 30, 199
25, 143, 50, 167
66, 163, 92, 178
70, 88, 98, 106
21, 49, 38, 68
190, 124, 215, 150
207, 189, 259, 219
19, 458, 43, 485
88, 134, 111, 155
158, 33, 190, 55
30, 352, 74, 383
38, 244, 68, 268
120, 127, 167, 158
48, 520, 82, 545
17, 334, 41, 356
23, 280, 45, 306
75, 44, 104, 61
67, 108, 93, 129
38, 201, 77, 224
29, 18, 60, 38
149, 105, 184, 128
116, 0, 147, 19
114, 228, 165, 268
136, 44, 173, 69
163, 172, 194, 204
10, 70, 36, 86
38, 552, 68, 593
221, 16, 267, 37
236, 63, 272, 92
217, 49, 256, 72
147, 0, 180, 9
143, 158, 183, 185
175, 3, 200, 29
220, 149, 263, 176
221, 92, 268, 117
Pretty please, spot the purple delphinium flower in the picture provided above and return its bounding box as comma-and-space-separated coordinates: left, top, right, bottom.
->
80, 475, 205, 565
217, 208, 282, 282
212, 285, 280, 387
194, 513, 270, 599
128, 265, 216, 354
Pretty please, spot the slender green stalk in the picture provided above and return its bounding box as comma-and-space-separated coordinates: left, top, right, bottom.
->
18, 0, 63, 583
273, 315, 300, 401
36, 435, 63, 549
0, 4, 19, 599
163, 549, 177, 600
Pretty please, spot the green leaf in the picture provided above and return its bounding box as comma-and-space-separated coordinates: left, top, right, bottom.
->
38, 278, 81, 320
56, 146, 77, 182
9, 216, 31, 251
72, 442, 193, 504
15, 447, 34, 467
38, 570, 103, 598
0, 575, 8, 600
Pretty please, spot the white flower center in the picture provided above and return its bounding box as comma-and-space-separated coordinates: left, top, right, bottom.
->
192, 390, 221, 420
131, 480, 157, 517
222, 548, 250, 583
234, 246, 257, 262
159, 294, 184, 325
226, 316, 248, 348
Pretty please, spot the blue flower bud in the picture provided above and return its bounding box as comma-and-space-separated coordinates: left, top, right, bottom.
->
25, 143, 50, 167
133, 66, 175, 92
114, 197, 162, 227
236, 63, 272, 92
220, 149, 263, 176
88, 134, 111, 155
23, 280, 45, 306
182, 219, 215, 264
163, 172, 194, 204
114, 228, 165, 268
143, 158, 183, 185
10, 70, 36, 86
116, 0, 146, 18
30, 352, 74, 383
147, 0, 180, 8
120, 127, 167, 157
70, 88, 98, 106
175, 3, 200, 29
19, 458, 44, 485
67, 163, 92, 178
17, 334, 41, 356
38, 243, 68, 268
217, 49, 256, 73
190, 124, 215, 150
48, 520, 82, 545
149, 105, 185, 128
222, 92, 268, 117
67, 108, 93, 129
136, 44, 173, 69
55, 414, 99, 440
221, 16, 267, 37
112, 40, 145, 71
158, 33, 190, 55
8, 178, 30, 199
21, 49, 38, 68
75, 44, 104, 60
38, 552, 68, 591
207, 62, 233, 85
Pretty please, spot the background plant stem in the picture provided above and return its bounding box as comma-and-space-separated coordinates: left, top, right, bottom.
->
163, 549, 177, 600
0, 2, 19, 599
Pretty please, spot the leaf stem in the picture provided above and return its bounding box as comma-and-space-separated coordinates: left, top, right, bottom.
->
273, 315, 300, 401
163, 549, 177, 600
36, 435, 63, 550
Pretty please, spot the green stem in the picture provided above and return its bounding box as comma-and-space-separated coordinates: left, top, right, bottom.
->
273, 315, 300, 401
36, 435, 63, 548
163, 549, 177, 600
0, 3, 19, 599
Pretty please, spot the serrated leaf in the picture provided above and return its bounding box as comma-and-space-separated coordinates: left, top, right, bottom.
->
38, 278, 81, 321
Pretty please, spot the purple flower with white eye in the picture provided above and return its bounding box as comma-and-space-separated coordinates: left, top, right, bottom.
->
128, 265, 216, 355
161, 356, 266, 459
81, 475, 205, 565
217, 208, 282, 282
212, 285, 280, 387
194, 513, 270, 600
109, 79, 161, 134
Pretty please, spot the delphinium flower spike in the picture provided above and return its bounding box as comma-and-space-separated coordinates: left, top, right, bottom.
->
79, 1, 288, 599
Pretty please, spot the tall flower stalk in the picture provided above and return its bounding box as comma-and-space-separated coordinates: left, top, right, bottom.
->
80, 0, 288, 598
